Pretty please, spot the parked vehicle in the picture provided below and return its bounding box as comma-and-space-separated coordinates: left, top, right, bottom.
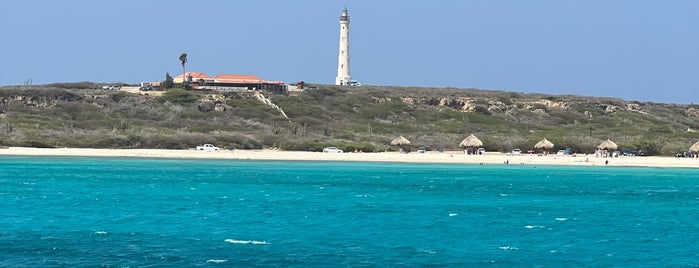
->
512, 149, 521, 155
323, 147, 343, 153
417, 147, 426, 153
622, 149, 646, 156
348, 80, 361, 87
557, 148, 573, 155
102, 85, 121, 90
478, 148, 486, 155
196, 144, 220, 151
676, 151, 693, 158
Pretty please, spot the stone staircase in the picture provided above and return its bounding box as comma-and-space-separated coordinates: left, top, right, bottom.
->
254, 92, 289, 120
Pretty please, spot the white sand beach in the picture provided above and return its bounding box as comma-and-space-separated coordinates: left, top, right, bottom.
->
1, 147, 697, 168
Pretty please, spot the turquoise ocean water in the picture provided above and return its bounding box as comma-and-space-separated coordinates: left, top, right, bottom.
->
1, 156, 698, 267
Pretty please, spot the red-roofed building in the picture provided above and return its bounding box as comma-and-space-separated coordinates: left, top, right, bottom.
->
173, 72, 212, 83
214, 74, 265, 84
174, 71, 286, 93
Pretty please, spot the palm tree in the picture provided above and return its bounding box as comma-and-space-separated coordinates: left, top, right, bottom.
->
179, 52, 187, 89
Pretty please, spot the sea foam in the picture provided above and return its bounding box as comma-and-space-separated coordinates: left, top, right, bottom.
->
225, 239, 269, 245
525, 225, 545, 229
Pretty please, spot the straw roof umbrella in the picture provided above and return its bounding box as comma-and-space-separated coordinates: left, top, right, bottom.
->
391, 135, 411, 146
391, 135, 411, 153
534, 138, 554, 154
459, 133, 483, 154
597, 139, 618, 151
459, 133, 483, 148
689, 141, 699, 152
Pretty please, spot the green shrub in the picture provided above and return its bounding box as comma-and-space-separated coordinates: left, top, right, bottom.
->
46, 82, 100, 89
86, 136, 137, 149
274, 96, 327, 119
472, 105, 491, 115
226, 98, 280, 119
160, 89, 199, 105
111, 92, 131, 102
21, 140, 55, 148
188, 124, 236, 133
2, 83, 699, 155
278, 140, 327, 151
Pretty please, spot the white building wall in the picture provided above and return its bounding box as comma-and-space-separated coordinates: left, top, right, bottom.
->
335, 8, 351, 85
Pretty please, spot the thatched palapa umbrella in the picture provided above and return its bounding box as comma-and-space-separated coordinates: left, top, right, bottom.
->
391, 135, 411, 153
689, 141, 699, 152
597, 139, 618, 151
459, 133, 483, 154
534, 138, 554, 154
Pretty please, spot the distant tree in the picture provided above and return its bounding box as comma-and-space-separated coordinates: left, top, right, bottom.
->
179, 52, 187, 89
164, 73, 174, 89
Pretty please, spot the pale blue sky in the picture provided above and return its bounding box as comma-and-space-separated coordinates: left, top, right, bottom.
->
2, 1, 697, 103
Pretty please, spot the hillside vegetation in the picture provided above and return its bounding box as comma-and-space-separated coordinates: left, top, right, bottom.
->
1, 82, 698, 155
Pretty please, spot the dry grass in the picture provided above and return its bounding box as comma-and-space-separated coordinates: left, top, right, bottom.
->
1, 83, 699, 155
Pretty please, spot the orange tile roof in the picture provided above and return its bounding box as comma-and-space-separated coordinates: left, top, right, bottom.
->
174, 72, 211, 79
172, 72, 283, 85
214, 74, 265, 83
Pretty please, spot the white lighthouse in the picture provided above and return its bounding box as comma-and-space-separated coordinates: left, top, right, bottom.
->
335, 8, 351, 86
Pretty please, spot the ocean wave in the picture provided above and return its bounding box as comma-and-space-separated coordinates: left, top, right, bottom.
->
642, 189, 679, 193
94, 231, 108, 235
499, 246, 519, 251
448, 213, 458, 217
206, 259, 228, 263
225, 239, 269, 245
524, 225, 545, 229
417, 249, 436, 254
555, 217, 568, 221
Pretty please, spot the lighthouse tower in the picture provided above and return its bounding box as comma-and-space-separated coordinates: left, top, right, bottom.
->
335, 8, 351, 86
